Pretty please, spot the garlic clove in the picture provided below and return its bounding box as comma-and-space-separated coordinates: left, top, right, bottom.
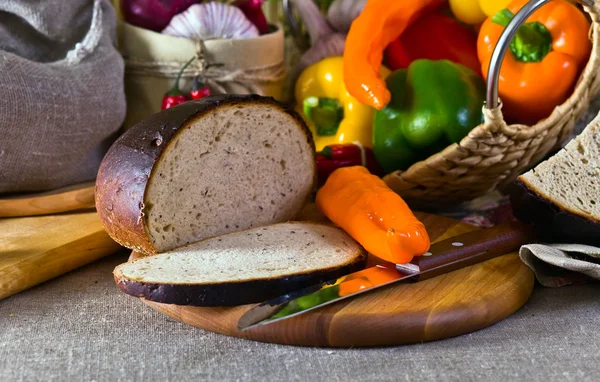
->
327, 0, 367, 34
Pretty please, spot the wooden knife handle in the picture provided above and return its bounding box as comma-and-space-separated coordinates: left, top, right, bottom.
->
412, 222, 536, 281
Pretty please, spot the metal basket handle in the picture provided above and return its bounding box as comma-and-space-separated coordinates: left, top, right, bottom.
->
486, 0, 595, 109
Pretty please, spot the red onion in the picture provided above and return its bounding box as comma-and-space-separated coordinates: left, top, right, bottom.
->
233, 0, 269, 35
121, 0, 203, 32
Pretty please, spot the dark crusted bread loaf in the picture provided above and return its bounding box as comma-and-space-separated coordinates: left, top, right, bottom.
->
96, 95, 316, 256
114, 222, 367, 306
510, 117, 600, 245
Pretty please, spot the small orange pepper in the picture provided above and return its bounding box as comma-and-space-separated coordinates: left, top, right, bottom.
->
343, 0, 446, 110
338, 264, 400, 297
316, 166, 430, 264
477, 0, 591, 124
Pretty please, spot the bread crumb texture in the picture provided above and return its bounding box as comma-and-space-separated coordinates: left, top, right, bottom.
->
143, 103, 315, 253
520, 120, 600, 220
116, 223, 362, 284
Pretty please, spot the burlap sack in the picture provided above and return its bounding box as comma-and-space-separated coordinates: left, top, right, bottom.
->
0, 0, 126, 194
118, 22, 286, 129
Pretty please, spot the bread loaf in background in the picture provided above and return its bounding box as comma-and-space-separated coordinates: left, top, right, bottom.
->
96, 95, 316, 256
510, 115, 600, 245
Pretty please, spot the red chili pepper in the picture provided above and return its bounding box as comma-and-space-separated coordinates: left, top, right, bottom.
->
161, 56, 195, 110
384, 13, 482, 76
161, 94, 188, 110
190, 76, 212, 100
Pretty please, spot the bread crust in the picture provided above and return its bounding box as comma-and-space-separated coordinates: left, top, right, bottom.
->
114, 248, 367, 306
95, 95, 316, 255
510, 177, 600, 246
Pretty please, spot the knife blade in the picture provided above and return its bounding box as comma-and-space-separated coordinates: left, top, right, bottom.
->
238, 222, 535, 331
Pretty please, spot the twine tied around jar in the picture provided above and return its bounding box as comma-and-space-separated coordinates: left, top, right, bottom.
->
194, 38, 286, 94
123, 39, 286, 96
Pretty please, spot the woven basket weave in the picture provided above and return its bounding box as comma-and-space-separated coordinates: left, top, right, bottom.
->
384, 2, 600, 207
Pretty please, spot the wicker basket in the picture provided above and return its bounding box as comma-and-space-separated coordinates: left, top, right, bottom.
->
384, 0, 600, 207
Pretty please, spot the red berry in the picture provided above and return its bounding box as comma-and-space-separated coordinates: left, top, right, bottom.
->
190, 86, 212, 100
161, 94, 188, 110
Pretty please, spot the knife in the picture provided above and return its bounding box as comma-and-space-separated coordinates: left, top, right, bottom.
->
238, 221, 535, 331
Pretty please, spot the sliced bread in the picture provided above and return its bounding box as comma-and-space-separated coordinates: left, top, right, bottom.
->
510, 116, 600, 245
113, 222, 367, 306
96, 95, 316, 256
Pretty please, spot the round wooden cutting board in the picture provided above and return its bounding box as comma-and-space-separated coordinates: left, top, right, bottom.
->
0, 181, 96, 217
133, 212, 534, 348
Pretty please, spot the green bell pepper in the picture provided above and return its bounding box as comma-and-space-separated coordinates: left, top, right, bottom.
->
373, 59, 485, 173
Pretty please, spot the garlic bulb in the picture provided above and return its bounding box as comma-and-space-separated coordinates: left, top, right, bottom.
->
162, 2, 259, 40
327, 0, 366, 33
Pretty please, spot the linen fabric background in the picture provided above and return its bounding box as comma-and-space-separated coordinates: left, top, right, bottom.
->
1, 252, 599, 381
0, 0, 126, 194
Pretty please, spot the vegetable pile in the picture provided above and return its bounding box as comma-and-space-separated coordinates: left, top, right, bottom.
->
292, 0, 592, 184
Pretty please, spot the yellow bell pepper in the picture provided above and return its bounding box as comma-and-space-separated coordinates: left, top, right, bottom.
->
295, 56, 389, 152
449, 0, 512, 25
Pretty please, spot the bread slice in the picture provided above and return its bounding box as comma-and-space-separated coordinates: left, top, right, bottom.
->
96, 95, 316, 256
510, 116, 600, 245
113, 222, 367, 306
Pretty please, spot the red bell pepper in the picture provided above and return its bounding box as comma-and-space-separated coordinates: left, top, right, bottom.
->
316, 144, 383, 186
384, 13, 482, 76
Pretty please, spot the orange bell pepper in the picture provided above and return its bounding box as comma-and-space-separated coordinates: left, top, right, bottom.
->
343, 0, 446, 110
316, 166, 430, 264
477, 0, 591, 124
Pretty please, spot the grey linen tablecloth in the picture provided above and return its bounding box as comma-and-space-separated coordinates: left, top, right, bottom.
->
1, 251, 599, 382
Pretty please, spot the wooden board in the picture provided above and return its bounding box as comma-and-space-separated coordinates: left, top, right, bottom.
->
0, 181, 96, 217
134, 212, 535, 347
0, 211, 122, 300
